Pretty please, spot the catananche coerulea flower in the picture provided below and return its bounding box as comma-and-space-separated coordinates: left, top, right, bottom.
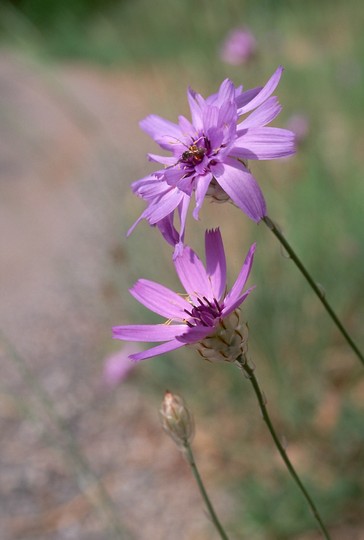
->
129, 66, 295, 252
113, 228, 255, 362
219, 27, 257, 65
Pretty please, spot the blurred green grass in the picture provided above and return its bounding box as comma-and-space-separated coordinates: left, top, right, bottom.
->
1, 0, 363, 537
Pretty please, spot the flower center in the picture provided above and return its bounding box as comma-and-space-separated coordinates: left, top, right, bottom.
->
180, 136, 210, 165
184, 296, 222, 327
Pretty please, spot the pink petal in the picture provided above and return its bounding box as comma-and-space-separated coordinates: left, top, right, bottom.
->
187, 88, 204, 131
130, 279, 190, 319
178, 193, 190, 242
131, 175, 167, 199
235, 86, 262, 109
205, 229, 226, 301
224, 243, 256, 307
215, 159, 266, 222
222, 286, 255, 315
131, 174, 159, 193
140, 114, 182, 149
237, 66, 284, 115
174, 246, 212, 300
157, 214, 180, 247
148, 154, 177, 166
164, 166, 191, 188
216, 79, 237, 105
144, 188, 185, 224
193, 173, 213, 220
127, 213, 145, 237
176, 326, 213, 344
178, 114, 195, 137
203, 105, 220, 133
130, 339, 184, 361
113, 323, 186, 342
237, 96, 282, 130
232, 127, 296, 160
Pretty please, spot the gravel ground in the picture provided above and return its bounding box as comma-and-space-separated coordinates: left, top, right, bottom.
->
0, 51, 232, 540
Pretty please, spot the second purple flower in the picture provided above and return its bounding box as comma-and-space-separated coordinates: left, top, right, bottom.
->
113, 228, 255, 363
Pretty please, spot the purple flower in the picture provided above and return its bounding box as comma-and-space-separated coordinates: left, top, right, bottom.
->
220, 27, 257, 65
113, 229, 255, 362
130, 67, 295, 250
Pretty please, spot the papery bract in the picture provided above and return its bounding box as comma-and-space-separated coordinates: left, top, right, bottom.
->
160, 391, 195, 448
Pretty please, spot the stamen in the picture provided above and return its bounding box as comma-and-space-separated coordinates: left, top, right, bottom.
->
203, 296, 213, 308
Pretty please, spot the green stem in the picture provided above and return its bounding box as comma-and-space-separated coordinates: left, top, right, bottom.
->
263, 215, 364, 366
236, 357, 331, 540
183, 440, 230, 540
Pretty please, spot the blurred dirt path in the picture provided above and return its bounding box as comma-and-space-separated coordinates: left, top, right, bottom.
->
0, 51, 222, 540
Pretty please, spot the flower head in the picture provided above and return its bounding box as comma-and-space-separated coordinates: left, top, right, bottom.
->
219, 27, 257, 65
129, 67, 295, 250
113, 228, 255, 362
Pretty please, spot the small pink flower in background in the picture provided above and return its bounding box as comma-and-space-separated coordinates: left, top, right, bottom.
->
220, 27, 257, 65
103, 346, 137, 387
286, 114, 309, 145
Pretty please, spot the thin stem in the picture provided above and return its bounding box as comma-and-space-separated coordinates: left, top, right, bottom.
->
263, 215, 364, 366
236, 356, 331, 540
182, 440, 230, 540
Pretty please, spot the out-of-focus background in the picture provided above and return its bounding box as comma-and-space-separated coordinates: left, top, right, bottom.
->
0, 0, 363, 538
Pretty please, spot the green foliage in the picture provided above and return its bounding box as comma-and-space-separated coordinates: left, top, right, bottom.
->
7, 0, 117, 27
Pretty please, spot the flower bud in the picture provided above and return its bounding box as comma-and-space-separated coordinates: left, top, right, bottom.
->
195, 309, 249, 363
159, 391, 195, 448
